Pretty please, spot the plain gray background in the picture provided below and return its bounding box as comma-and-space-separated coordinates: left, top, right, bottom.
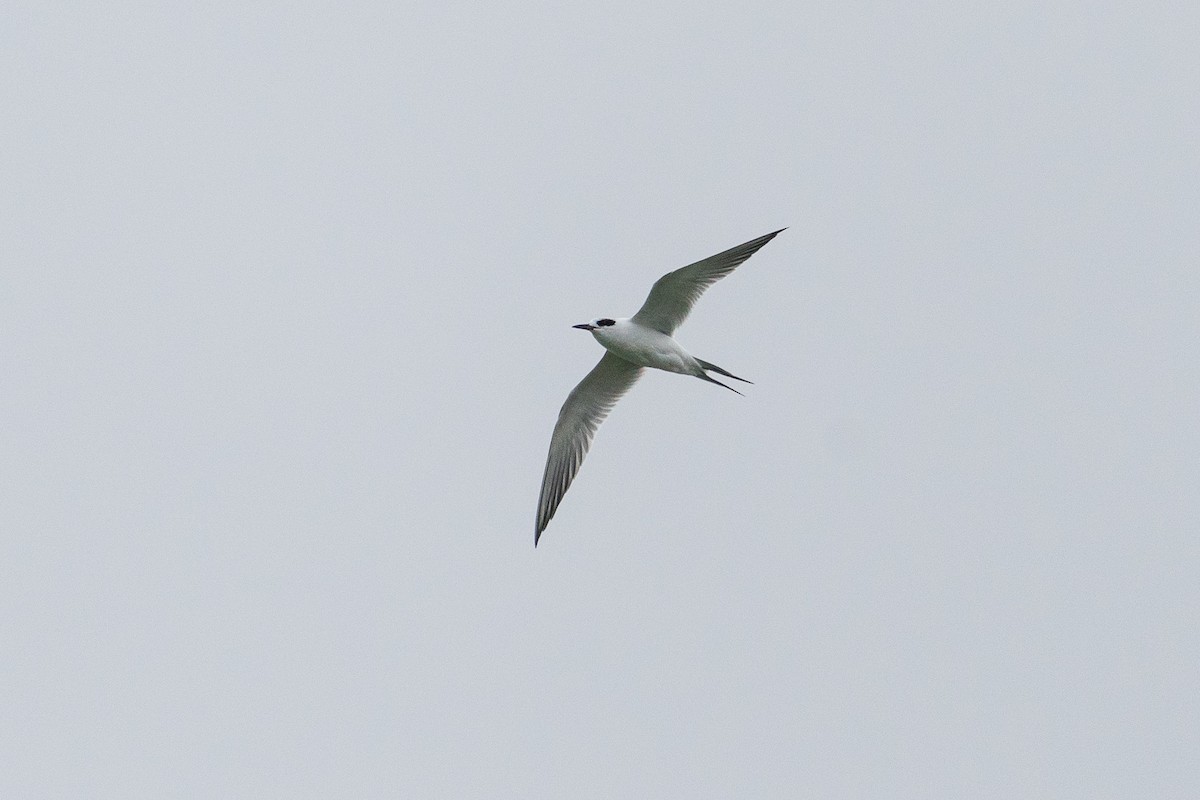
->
3, 3, 1197, 797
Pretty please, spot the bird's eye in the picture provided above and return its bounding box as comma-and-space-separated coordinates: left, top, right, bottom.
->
597, 318, 615, 327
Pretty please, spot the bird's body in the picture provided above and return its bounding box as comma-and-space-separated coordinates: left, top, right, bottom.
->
588, 318, 699, 377
535, 228, 785, 544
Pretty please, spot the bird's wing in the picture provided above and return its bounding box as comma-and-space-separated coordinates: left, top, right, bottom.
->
536, 352, 644, 544
631, 229, 785, 335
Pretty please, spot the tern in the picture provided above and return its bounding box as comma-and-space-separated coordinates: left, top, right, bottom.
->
535, 228, 785, 545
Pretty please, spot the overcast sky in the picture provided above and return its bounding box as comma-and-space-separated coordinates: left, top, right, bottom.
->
3, 3, 1197, 797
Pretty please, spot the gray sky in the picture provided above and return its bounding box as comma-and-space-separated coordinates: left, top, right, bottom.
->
3, 3, 1197, 797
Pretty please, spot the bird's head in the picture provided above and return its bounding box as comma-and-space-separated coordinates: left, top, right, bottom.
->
572, 318, 617, 333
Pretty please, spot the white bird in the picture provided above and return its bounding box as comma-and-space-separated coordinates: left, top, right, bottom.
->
535, 228, 785, 545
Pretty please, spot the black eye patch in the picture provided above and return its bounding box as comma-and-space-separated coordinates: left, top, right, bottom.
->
597, 318, 616, 327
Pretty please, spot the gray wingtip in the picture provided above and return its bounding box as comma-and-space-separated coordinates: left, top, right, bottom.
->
745, 227, 787, 250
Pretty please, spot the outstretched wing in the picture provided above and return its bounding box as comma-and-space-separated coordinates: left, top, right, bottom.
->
536, 352, 644, 544
631, 229, 785, 335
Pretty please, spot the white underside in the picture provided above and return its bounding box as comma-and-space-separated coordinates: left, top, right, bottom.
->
591, 318, 700, 376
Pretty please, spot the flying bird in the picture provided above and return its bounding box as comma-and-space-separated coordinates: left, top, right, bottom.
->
535, 228, 785, 545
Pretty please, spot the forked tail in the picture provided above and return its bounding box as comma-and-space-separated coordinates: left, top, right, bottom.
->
696, 358, 753, 395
